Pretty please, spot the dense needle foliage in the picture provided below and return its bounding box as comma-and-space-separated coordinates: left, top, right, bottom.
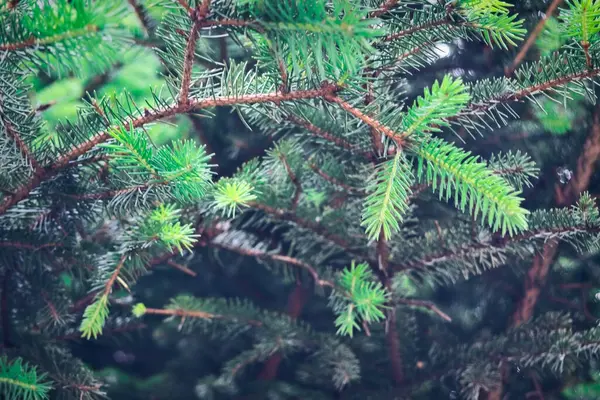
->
2, 0, 600, 399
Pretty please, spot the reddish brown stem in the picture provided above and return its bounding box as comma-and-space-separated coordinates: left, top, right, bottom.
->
178, 6, 203, 105
309, 163, 365, 194
210, 240, 334, 288
325, 95, 405, 147
0, 86, 337, 216
397, 299, 452, 322
370, 0, 400, 17
103, 255, 128, 298
505, 0, 564, 76
280, 155, 301, 211
0, 25, 99, 51
382, 19, 451, 42
143, 306, 263, 326
166, 260, 197, 277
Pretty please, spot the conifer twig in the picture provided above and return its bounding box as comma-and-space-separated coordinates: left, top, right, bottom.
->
280, 154, 301, 211
0, 25, 100, 51
309, 163, 365, 195
325, 94, 405, 147
396, 298, 452, 322
376, 234, 404, 385
142, 306, 263, 326
0, 86, 339, 216
505, 0, 563, 76
370, 0, 400, 18
258, 283, 309, 380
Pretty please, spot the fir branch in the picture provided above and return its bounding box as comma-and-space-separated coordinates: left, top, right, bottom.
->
382, 17, 452, 43
279, 153, 302, 211
134, 304, 263, 326
309, 163, 365, 195
325, 95, 405, 146
0, 85, 339, 216
0, 356, 52, 400
209, 240, 334, 288
2, 118, 40, 171
0, 25, 99, 52
396, 298, 452, 322
370, 0, 400, 18
178, 5, 204, 105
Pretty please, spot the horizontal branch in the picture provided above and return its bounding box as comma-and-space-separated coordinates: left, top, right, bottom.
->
210, 238, 334, 288
0, 86, 337, 215
325, 95, 405, 147
142, 306, 263, 326
0, 25, 99, 51
392, 223, 600, 272
396, 298, 452, 322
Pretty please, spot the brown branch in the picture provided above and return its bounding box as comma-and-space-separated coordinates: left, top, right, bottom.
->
0, 25, 99, 51
198, 19, 255, 29
142, 306, 263, 326
103, 254, 128, 298
246, 202, 367, 260
166, 260, 197, 277
374, 234, 404, 385
370, 0, 400, 18
3, 120, 41, 171
396, 298, 452, 322
210, 240, 334, 288
127, 0, 155, 35
381, 18, 452, 43
279, 154, 302, 211
487, 106, 600, 400
284, 114, 372, 159
505, 0, 564, 76
178, 5, 205, 105
325, 95, 405, 147
0, 86, 338, 216
456, 68, 600, 122
309, 163, 365, 195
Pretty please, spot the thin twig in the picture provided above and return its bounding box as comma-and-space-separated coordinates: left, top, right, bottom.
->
166, 260, 197, 277
505, 0, 564, 76
0, 86, 338, 216
396, 298, 452, 322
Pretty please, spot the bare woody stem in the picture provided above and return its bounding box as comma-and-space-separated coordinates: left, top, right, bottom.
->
284, 114, 372, 159
325, 94, 405, 147
279, 154, 302, 211
505, 0, 564, 76
370, 0, 400, 18
209, 240, 335, 288
0, 86, 337, 216
142, 306, 263, 326
0, 25, 99, 51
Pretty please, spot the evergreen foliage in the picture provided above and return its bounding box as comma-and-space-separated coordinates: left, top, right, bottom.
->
2, 0, 600, 399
